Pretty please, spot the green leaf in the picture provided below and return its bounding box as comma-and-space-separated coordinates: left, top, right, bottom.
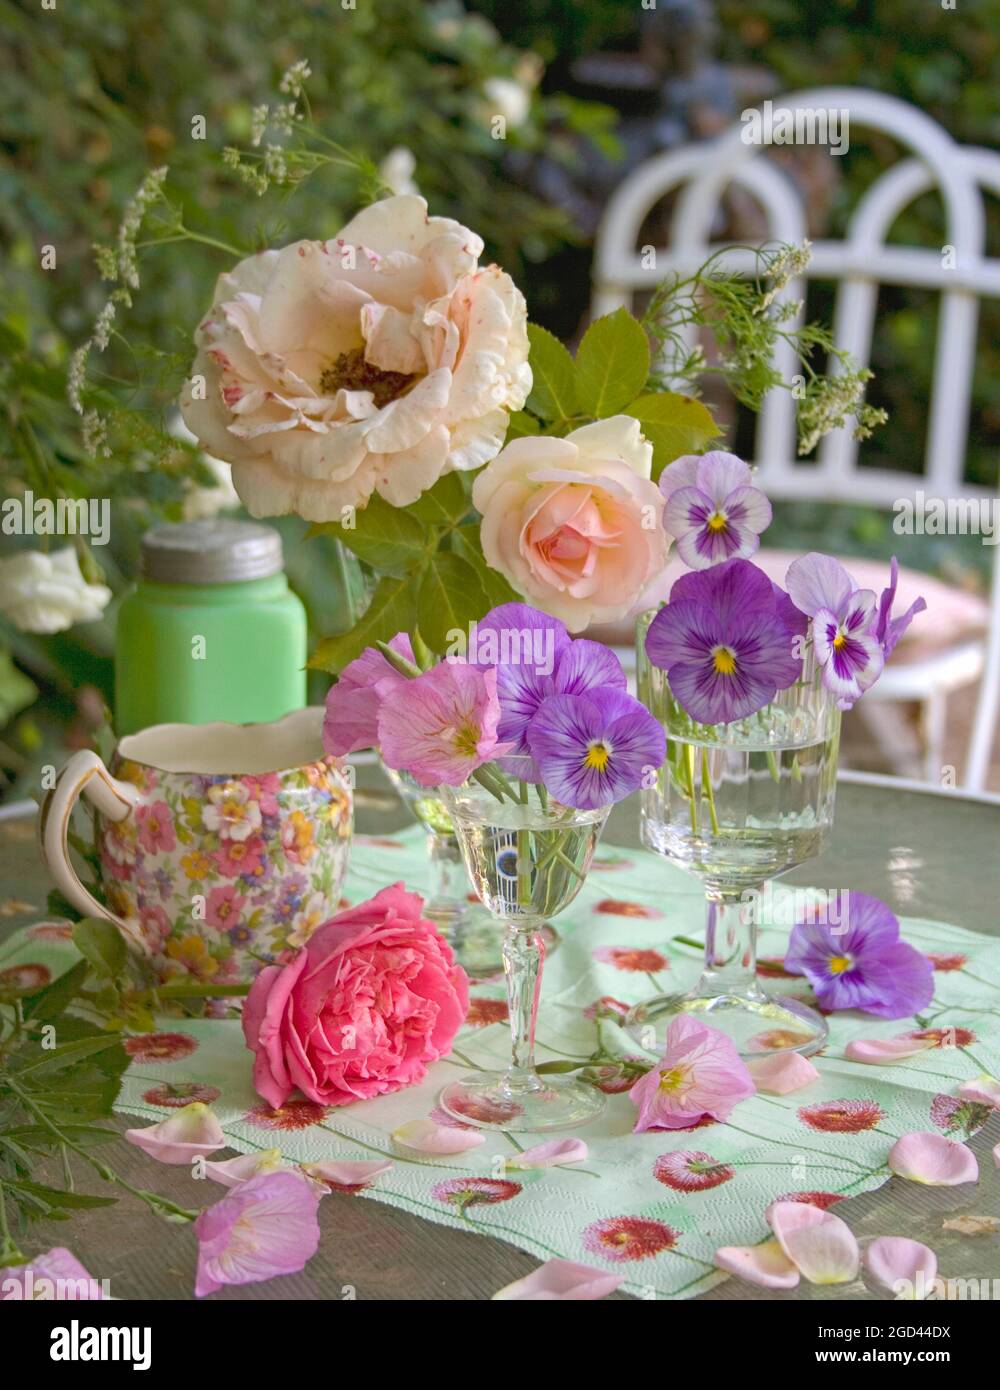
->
2, 1124, 119, 1148
13, 1034, 126, 1078
407, 472, 471, 528
0, 646, 37, 725
72, 917, 127, 979
22, 960, 88, 1022
30, 1078, 120, 1117
417, 553, 490, 655
574, 308, 651, 417
625, 392, 721, 479
504, 410, 541, 441
309, 575, 417, 674
451, 525, 520, 609
308, 494, 428, 578
8, 1179, 118, 1210
526, 323, 579, 423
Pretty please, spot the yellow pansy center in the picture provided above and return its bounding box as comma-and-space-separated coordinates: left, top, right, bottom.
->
832, 631, 847, 650
828, 954, 853, 975
583, 740, 611, 772
706, 510, 729, 533
711, 645, 737, 676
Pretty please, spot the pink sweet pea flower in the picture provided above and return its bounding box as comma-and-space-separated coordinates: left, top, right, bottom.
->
322, 633, 415, 756
378, 661, 507, 786
194, 1170, 322, 1297
629, 1015, 754, 1132
124, 1101, 226, 1164
492, 1258, 623, 1301
887, 1131, 979, 1185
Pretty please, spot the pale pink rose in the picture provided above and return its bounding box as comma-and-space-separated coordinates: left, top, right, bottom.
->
242, 883, 468, 1108
180, 195, 531, 522
473, 416, 669, 632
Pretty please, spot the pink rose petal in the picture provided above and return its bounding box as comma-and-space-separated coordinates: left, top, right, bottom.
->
748, 1052, 819, 1095
204, 1149, 288, 1187
714, 1239, 800, 1289
768, 1200, 860, 1284
124, 1101, 226, 1164
863, 1237, 937, 1299
845, 1036, 937, 1063
301, 1159, 394, 1190
957, 1075, 1000, 1108
492, 1258, 623, 1301
392, 1119, 485, 1154
888, 1131, 979, 1186
507, 1138, 588, 1170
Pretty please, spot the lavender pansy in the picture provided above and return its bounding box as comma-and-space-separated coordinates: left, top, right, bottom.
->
876, 557, 927, 659
527, 686, 666, 810
659, 450, 772, 569
785, 552, 883, 709
784, 891, 934, 1019
645, 558, 802, 726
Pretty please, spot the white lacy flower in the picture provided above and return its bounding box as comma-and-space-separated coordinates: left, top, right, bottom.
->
0, 548, 112, 635
180, 195, 531, 522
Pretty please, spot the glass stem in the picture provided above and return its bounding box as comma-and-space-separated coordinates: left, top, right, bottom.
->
502, 918, 546, 1095
698, 889, 765, 1002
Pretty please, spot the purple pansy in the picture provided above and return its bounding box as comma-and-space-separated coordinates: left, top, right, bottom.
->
659, 451, 772, 569
645, 558, 802, 725
784, 892, 934, 1019
876, 557, 927, 659
527, 687, 666, 810
785, 553, 883, 710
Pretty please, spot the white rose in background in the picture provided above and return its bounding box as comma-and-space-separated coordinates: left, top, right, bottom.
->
0, 548, 112, 635
167, 410, 241, 522
378, 147, 420, 197
180, 195, 531, 522
473, 415, 669, 632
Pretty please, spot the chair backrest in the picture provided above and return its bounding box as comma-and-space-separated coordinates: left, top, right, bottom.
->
592, 88, 1000, 788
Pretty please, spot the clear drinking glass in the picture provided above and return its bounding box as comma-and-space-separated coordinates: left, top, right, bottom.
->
382, 764, 502, 978
628, 610, 841, 1058
439, 767, 610, 1131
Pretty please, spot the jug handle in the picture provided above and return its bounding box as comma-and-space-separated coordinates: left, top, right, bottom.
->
39, 750, 144, 946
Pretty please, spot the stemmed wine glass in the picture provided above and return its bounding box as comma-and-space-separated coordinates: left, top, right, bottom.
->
382, 764, 502, 978
627, 612, 841, 1058
439, 760, 609, 1132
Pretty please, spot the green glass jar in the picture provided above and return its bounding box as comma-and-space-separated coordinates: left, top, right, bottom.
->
115, 520, 307, 734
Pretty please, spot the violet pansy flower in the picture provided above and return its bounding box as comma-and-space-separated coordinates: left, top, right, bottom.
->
659, 451, 772, 569
876, 556, 927, 659
785, 552, 883, 710
645, 558, 802, 726
784, 891, 934, 1019
527, 686, 666, 810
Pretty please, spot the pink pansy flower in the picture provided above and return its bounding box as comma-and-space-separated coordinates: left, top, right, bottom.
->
506, 1138, 588, 1170
205, 884, 247, 931
0, 1247, 106, 1299
323, 633, 415, 756
378, 661, 507, 787
863, 1236, 937, 1300
767, 1200, 860, 1285
629, 1015, 755, 1132
194, 1171, 322, 1298
392, 1119, 485, 1154
888, 1131, 979, 1186
958, 1075, 1000, 1108
301, 1159, 394, 1193
124, 1101, 226, 1164
492, 1259, 624, 1301
203, 1150, 289, 1187
748, 1052, 819, 1095
845, 1035, 937, 1064
135, 800, 176, 855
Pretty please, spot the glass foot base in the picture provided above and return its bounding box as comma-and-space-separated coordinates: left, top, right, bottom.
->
625, 990, 828, 1059
439, 1072, 605, 1132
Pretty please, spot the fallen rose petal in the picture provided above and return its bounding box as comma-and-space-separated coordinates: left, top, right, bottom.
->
301, 1159, 394, 1191
204, 1149, 288, 1187
492, 1258, 623, 1301
392, 1119, 485, 1154
957, 1074, 1000, 1108
748, 1052, 819, 1095
507, 1138, 588, 1169
863, 1236, 937, 1298
768, 1200, 859, 1284
888, 1131, 979, 1186
845, 1036, 937, 1064
125, 1101, 226, 1164
714, 1239, 800, 1289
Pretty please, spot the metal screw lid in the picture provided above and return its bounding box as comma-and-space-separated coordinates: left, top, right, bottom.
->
140, 520, 284, 584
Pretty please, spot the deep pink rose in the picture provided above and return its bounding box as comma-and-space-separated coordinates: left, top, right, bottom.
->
242, 883, 468, 1107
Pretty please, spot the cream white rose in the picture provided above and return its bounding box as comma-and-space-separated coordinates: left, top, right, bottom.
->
0, 548, 112, 634
180, 195, 531, 522
472, 415, 669, 632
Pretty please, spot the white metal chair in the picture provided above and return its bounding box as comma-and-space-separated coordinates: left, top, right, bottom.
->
593, 88, 1000, 790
